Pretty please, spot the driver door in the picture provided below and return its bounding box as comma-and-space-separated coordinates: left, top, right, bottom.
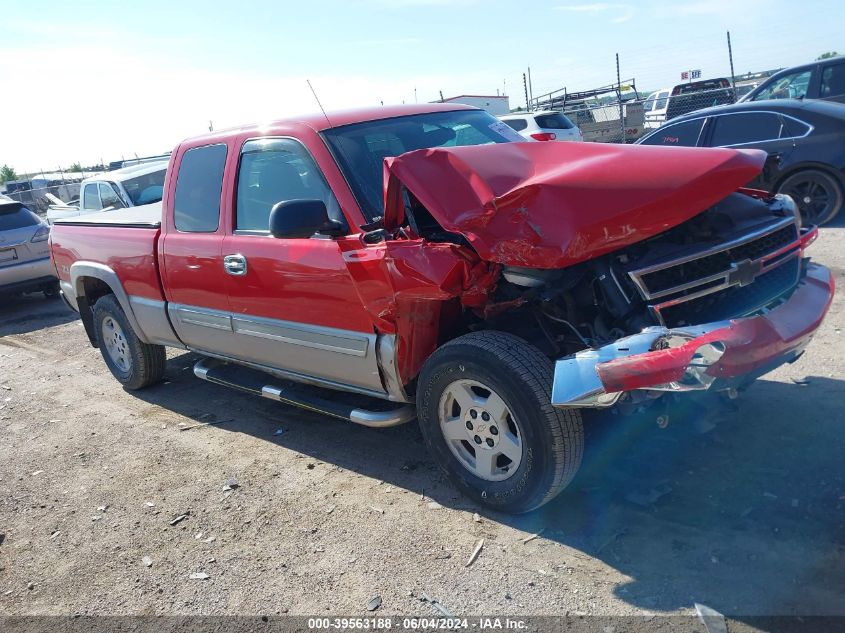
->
221, 137, 385, 394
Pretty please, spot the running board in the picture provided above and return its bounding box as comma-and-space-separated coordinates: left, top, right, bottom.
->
193, 358, 415, 428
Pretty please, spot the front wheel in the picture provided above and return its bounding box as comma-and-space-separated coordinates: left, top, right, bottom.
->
416, 331, 583, 513
777, 169, 844, 226
92, 294, 166, 390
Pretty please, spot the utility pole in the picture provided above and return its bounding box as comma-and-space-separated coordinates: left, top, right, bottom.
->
523, 73, 529, 111
439, 90, 444, 103
527, 66, 534, 105
616, 53, 625, 143
727, 31, 737, 95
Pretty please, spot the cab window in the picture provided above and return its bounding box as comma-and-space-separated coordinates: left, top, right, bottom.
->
98, 183, 125, 210
173, 144, 228, 232
83, 183, 102, 211
235, 138, 343, 234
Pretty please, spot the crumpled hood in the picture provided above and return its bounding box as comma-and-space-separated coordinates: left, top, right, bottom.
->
383, 141, 766, 269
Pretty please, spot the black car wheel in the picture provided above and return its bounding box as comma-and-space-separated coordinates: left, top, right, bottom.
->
778, 169, 844, 226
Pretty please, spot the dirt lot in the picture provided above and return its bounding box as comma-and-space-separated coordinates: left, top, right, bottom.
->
1, 225, 843, 620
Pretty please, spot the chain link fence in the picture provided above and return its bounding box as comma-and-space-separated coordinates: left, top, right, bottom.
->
527, 80, 741, 144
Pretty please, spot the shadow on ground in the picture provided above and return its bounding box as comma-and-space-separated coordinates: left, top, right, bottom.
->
130, 351, 845, 617
0, 294, 77, 336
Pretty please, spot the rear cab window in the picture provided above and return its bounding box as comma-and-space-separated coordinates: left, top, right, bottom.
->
533, 113, 575, 129
0, 204, 40, 230
174, 144, 228, 232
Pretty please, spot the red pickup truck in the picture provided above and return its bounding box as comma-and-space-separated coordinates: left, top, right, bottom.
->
50, 104, 834, 513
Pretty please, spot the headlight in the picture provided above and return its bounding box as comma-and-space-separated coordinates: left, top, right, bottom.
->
776, 193, 802, 230
30, 224, 50, 242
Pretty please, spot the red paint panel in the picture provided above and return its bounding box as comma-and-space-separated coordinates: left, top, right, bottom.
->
49, 224, 163, 300
384, 142, 766, 269
223, 235, 375, 332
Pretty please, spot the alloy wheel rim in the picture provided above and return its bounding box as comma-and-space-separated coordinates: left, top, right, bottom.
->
785, 177, 833, 223
101, 317, 131, 373
438, 379, 523, 482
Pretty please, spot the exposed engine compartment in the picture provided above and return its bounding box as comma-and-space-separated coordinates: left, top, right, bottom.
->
410, 190, 806, 361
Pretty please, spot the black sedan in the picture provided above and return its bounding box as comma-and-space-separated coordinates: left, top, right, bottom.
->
637, 99, 845, 225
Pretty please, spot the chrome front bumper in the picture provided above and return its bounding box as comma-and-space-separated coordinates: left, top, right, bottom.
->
551, 262, 835, 407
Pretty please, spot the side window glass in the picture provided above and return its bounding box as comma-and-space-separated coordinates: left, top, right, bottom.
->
174, 144, 228, 232
235, 138, 343, 234
639, 119, 704, 146
708, 113, 782, 146
753, 70, 812, 100
655, 91, 669, 110
83, 183, 102, 211
503, 118, 528, 132
99, 183, 125, 210
780, 116, 811, 138
820, 63, 845, 98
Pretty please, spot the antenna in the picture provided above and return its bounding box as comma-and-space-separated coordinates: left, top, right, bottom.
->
307, 79, 332, 128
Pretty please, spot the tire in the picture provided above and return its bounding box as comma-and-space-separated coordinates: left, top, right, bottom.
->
777, 169, 844, 226
416, 331, 584, 513
92, 294, 166, 390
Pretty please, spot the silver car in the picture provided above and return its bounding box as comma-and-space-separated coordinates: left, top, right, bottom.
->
0, 197, 58, 297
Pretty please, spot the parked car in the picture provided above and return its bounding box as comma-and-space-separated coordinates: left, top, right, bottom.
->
50, 104, 831, 513
1, 198, 58, 298
46, 161, 168, 224
499, 110, 583, 142
637, 99, 845, 225
665, 77, 735, 121
740, 57, 845, 105
643, 88, 670, 128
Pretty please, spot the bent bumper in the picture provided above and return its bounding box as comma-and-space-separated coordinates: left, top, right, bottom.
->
552, 262, 835, 407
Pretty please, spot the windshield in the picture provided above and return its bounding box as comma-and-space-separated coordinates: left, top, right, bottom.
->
323, 109, 519, 219
121, 167, 167, 206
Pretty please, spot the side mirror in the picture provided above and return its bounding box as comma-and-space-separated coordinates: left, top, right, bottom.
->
268, 199, 345, 239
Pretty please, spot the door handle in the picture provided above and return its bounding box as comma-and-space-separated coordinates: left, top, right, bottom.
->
223, 254, 248, 276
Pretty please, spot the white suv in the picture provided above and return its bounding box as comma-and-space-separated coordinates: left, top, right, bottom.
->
499, 110, 583, 142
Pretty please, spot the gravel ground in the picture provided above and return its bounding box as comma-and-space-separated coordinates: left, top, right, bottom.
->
0, 224, 843, 619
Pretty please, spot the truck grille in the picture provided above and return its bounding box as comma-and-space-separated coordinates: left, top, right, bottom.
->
627, 218, 802, 328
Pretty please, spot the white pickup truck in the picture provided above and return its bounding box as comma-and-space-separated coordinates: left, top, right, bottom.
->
46, 162, 168, 224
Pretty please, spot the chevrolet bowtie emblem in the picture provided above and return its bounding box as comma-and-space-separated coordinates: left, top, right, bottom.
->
728, 259, 763, 287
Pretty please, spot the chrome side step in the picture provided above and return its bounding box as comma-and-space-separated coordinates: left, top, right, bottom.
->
193, 358, 415, 428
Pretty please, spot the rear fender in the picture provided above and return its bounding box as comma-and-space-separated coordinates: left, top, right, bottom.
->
69, 261, 150, 346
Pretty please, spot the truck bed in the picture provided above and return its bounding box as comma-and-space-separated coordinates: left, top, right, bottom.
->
53, 202, 162, 228
50, 202, 164, 300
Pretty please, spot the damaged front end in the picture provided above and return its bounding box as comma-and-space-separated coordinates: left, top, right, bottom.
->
346, 141, 834, 404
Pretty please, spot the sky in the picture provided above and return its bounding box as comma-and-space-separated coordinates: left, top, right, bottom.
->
1, 0, 842, 173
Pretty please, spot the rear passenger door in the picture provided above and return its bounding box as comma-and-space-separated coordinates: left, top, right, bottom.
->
702, 112, 797, 187
160, 143, 237, 350
220, 137, 385, 394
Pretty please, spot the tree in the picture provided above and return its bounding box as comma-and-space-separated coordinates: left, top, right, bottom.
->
69, 162, 83, 172
817, 51, 839, 60
0, 164, 17, 183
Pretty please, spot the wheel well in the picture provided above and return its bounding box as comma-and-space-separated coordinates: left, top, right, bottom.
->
77, 277, 114, 347
774, 162, 845, 193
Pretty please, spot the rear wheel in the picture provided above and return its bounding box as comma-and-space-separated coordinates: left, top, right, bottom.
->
777, 169, 844, 226
92, 294, 165, 390
416, 331, 583, 513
